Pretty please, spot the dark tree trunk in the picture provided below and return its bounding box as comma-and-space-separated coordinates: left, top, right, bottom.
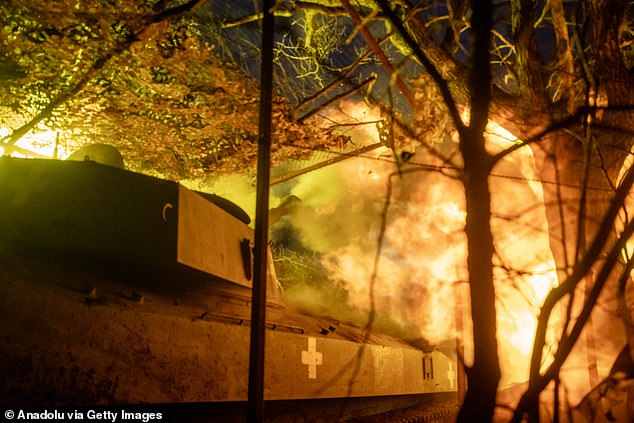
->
456, 131, 501, 422
455, 1, 501, 420
528, 127, 630, 405
505, 1, 634, 415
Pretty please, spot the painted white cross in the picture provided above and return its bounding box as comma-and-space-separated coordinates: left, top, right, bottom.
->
301, 337, 323, 379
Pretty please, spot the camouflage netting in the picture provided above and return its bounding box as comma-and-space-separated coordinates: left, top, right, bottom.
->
0, 0, 353, 181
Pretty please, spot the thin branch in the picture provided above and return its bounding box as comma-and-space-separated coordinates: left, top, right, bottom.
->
373, 0, 465, 135
514, 214, 634, 422
511, 164, 634, 422
491, 104, 634, 166
296, 75, 377, 122
271, 141, 383, 185
550, 0, 576, 112
339, 0, 415, 107
293, 35, 383, 116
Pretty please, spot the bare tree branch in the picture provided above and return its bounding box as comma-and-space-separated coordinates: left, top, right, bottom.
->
511, 163, 634, 422
373, 0, 465, 135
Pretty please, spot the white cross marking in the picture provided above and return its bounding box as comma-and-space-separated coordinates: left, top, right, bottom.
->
301, 337, 323, 379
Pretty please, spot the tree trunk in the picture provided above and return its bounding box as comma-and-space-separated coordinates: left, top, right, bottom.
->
456, 128, 501, 422
511, 1, 634, 414
529, 126, 630, 406
455, 1, 502, 419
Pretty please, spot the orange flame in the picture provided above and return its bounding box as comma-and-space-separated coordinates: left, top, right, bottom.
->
298, 113, 561, 388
